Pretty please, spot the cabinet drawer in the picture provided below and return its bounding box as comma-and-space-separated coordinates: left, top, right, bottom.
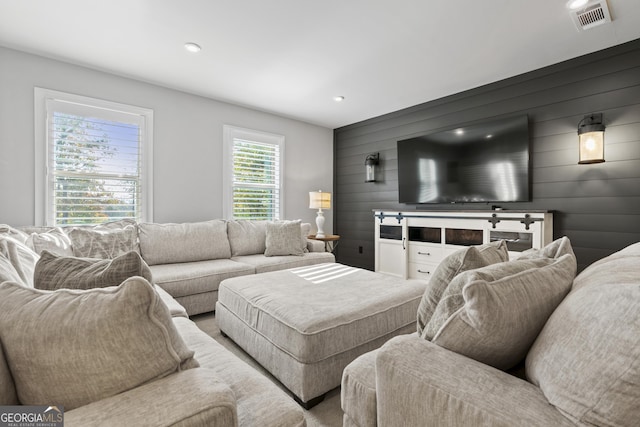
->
409, 245, 443, 262
408, 262, 440, 280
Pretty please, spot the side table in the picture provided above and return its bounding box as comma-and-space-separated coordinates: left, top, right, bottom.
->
308, 234, 340, 253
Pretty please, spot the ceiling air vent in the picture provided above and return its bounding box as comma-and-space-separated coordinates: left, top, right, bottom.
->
570, 1, 612, 31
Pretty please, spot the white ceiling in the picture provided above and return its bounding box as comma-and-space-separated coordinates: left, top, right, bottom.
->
1, 1, 640, 129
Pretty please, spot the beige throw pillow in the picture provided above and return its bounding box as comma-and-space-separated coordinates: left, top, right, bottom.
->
264, 220, 305, 257
0, 236, 39, 287
25, 227, 74, 257
416, 240, 508, 335
227, 220, 267, 256
0, 277, 198, 410
0, 342, 17, 405
34, 250, 153, 291
428, 237, 577, 370
526, 242, 640, 426
68, 225, 138, 259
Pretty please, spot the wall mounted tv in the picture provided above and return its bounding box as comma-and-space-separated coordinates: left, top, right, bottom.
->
397, 115, 530, 204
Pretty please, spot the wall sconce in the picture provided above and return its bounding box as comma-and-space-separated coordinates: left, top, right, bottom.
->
365, 153, 380, 182
578, 113, 605, 164
309, 190, 331, 238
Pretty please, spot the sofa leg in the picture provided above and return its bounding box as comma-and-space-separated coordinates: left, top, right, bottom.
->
294, 393, 325, 410
220, 330, 229, 338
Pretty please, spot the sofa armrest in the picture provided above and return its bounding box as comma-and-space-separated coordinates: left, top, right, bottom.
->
375, 334, 573, 427
306, 239, 325, 252
65, 368, 237, 427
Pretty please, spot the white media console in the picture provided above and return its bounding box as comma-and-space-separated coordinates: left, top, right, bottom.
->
374, 210, 553, 280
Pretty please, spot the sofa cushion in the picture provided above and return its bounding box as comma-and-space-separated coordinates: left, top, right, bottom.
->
227, 220, 268, 256
427, 237, 576, 370
68, 223, 138, 259
139, 220, 231, 266
0, 277, 198, 410
416, 240, 508, 336
526, 242, 640, 426
231, 252, 335, 274
150, 258, 255, 298
0, 342, 17, 405
34, 250, 153, 291
25, 227, 74, 256
0, 236, 39, 287
264, 220, 305, 257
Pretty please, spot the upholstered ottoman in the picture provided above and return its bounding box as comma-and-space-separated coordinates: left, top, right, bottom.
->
215, 263, 427, 407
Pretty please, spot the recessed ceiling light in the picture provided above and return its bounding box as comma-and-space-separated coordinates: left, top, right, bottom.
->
333, 96, 345, 102
486, 134, 493, 139
567, 0, 588, 10
184, 42, 201, 53
455, 129, 464, 135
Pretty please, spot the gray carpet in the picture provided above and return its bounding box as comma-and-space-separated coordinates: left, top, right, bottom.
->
192, 312, 343, 427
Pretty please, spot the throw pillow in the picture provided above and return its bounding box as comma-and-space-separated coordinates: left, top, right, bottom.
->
0, 224, 29, 244
300, 222, 311, 253
0, 343, 17, 405
139, 220, 231, 265
0, 236, 39, 287
526, 245, 640, 426
0, 277, 198, 410
428, 237, 577, 370
25, 227, 74, 256
34, 250, 153, 291
264, 220, 305, 257
416, 240, 508, 335
227, 220, 267, 256
68, 224, 138, 259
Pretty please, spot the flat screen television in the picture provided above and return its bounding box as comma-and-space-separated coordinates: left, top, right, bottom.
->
397, 115, 530, 204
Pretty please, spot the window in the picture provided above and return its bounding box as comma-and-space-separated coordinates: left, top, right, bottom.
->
223, 125, 284, 220
35, 88, 153, 226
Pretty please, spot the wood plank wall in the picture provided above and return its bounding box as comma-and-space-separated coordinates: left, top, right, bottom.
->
333, 39, 640, 272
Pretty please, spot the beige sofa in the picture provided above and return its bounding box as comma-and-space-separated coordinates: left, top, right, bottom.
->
11, 218, 335, 315
0, 233, 306, 426
341, 240, 640, 426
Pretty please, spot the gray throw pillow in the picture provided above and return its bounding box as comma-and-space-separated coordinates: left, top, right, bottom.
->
227, 220, 268, 256
416, 240, 508, 336
428, 237, 577, 370
34, 250, 153, 291
68, 224, 138, 259
25, 227, 74, 257
0, 236, 39, 288
264, 220, 305, 257
0, 277, 198, 410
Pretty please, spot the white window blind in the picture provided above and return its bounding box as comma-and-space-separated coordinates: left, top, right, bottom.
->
223, 126, 284, 220
35, 89, 153, 226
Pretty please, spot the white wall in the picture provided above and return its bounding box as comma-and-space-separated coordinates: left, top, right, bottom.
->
0, 46, 333, 232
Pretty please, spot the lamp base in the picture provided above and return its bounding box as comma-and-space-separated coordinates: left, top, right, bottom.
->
315, 210, 326, 238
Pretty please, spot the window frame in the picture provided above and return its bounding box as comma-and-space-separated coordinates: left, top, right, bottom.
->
34, 88, 154, 226
222, 125, 285, 220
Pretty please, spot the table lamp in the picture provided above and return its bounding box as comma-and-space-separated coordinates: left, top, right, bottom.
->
309, 190, 331, 238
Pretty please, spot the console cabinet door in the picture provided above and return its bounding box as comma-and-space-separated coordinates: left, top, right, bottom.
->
375, 217, 407, 278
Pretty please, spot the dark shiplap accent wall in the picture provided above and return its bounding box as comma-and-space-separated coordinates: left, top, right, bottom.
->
333, 39, 640, 272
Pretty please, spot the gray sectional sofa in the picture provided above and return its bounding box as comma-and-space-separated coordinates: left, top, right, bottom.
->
341, 240, 640, 426
10, 218, 335, 315
0, 227, 308, 426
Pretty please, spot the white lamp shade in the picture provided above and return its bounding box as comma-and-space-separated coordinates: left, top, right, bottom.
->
309, 191, 331, 210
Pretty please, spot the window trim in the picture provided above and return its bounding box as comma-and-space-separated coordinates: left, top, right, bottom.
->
34, 87, 154, 226
222, 125, 285, 220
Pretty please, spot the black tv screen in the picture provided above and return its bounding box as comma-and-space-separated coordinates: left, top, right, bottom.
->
397, 115, 530, 204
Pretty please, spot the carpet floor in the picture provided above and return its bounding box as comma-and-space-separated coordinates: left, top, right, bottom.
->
191, 312, 343, 427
